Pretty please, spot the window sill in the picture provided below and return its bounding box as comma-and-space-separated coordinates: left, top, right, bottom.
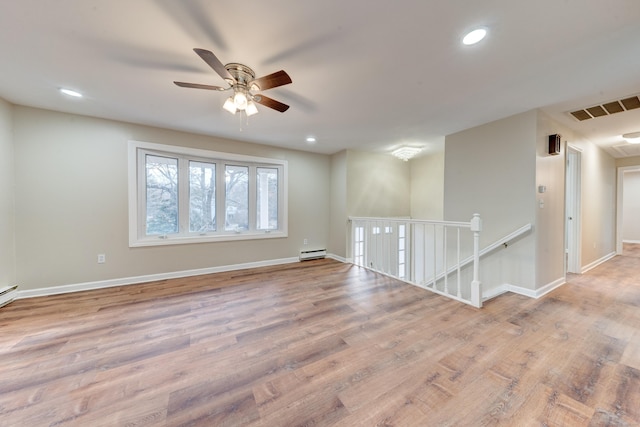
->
129, 230, 288, 248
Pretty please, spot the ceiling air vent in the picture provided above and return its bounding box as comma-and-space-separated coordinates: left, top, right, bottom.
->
602, 101, 624, 114
621, 96, 640, 110
569, 95, 640, 121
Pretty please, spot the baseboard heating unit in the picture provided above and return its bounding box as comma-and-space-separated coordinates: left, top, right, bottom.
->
0, 285, 18, 309
299, 249, 327, 261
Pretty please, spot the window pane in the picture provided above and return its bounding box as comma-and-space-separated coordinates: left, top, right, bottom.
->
189, 161, 216, 232
225, 165, 249, 231
256, 167, 278, 230
145, 154, 178, 235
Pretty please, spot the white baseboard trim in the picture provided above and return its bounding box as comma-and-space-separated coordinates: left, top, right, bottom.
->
327, 253, 347, 263
17, 257, 300, 300
581, 251, 616, 274
483, 276, 566, 302
482, 285, 509, 301
623, 240, 640, 244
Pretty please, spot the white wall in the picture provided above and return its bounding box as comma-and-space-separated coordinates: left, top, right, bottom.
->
13, 106, 331, 291
0, 98, 16, 289
622, 170, 640, 242
444, 110, 538, 291
410, 151, 444, 220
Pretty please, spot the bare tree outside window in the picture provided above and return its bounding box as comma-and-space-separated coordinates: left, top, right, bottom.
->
189, 161, 216, 232
225, 165, 249, 231
257, 167, 278, 230
145, 155, 178, 235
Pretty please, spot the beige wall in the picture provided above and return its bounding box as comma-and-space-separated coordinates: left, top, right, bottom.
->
410, 151, 444, 220
569, 135, 617, 267
535, 111, 567, 288
346, 150, 410, 217
444, 109, 618, 292
616, 156, 640, 168
13, 106, 331, 291
329, 150, 347, 258
5, 103, 621, 295
533, 110, 617, 284
444, 110, 538, 291
0, 98, 16, 289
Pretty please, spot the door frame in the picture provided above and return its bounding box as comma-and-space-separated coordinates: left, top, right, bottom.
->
616, 165, 640, 254
565, 145, 582, 274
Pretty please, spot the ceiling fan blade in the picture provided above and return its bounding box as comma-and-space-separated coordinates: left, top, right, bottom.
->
253, 94, 290, 112
251, 70, 292, 91
193, 48, 235, 83
174, 81, 227, 91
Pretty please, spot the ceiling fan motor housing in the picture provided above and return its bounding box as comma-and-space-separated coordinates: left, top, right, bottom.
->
225, 63, 256, 90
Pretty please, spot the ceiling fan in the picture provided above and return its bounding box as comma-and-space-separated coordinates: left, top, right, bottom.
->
174, 48, 292, 116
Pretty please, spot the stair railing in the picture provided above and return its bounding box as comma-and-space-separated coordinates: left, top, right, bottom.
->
349, 214, 483, 307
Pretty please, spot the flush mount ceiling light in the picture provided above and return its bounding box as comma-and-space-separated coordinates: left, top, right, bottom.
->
623, 131, 640, 144
462, 28, 487, 45
306, 136, 317, 144
392, 146, 422, 161
59, 88, 82, 98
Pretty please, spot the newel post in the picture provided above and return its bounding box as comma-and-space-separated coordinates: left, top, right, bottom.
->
470, 213, 483, 308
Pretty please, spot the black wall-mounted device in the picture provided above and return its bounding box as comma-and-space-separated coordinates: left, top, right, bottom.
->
548, 134, 561, 155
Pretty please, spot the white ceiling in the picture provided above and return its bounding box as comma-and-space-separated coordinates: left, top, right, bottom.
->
1, 0, 640, 157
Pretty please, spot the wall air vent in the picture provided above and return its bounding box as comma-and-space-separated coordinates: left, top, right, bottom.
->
569, 95, 640, 121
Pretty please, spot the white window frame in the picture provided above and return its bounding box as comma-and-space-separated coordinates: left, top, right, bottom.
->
128, 140, 288, 247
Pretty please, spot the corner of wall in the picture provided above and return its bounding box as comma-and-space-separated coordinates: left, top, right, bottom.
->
0, 97, 17, 288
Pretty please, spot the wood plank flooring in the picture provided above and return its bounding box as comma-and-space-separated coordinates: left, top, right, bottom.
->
1, 247, 640, 426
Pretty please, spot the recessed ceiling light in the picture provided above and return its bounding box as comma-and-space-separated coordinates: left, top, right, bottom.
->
60, 88, 83, 98
462, 28, 487, 45
306, 137, 317, 144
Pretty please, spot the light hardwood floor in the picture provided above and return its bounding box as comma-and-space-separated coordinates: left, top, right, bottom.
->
1, 248, 640, 426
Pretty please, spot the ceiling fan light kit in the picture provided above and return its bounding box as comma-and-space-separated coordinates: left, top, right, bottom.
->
245, 101, 258, 116
174, 48, 292, 117
223, 97, 237, 114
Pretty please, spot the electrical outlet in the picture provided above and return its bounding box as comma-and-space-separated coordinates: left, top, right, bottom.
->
97, 254, 106, 264
303, 238, 308, 245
